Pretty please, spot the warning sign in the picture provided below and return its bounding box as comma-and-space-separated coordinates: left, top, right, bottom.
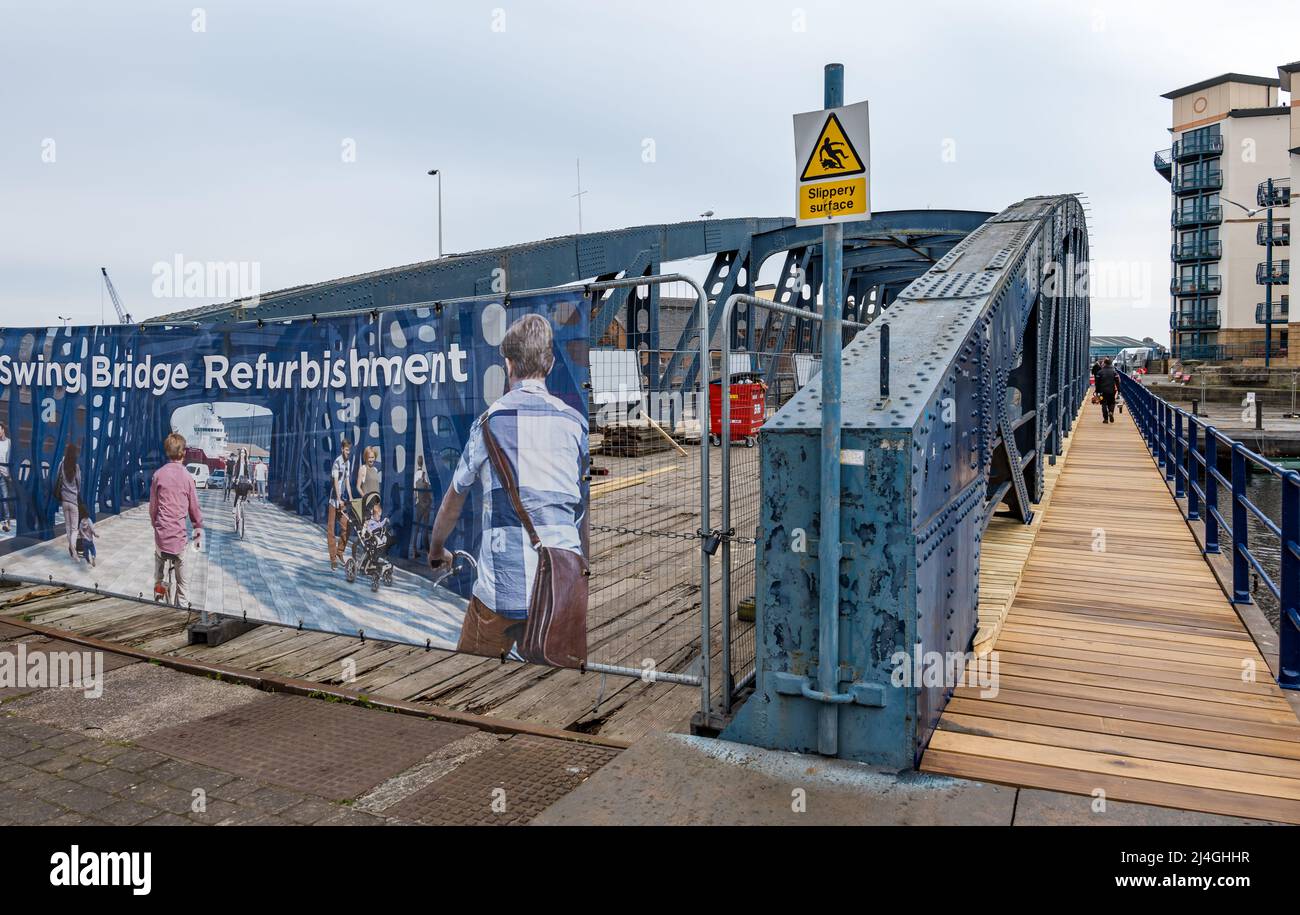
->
799, 113, 865, 181
793, 100, 870, 226
799, 177, 868, 221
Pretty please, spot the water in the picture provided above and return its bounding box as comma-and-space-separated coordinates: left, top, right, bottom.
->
1206, 471, 1283, 630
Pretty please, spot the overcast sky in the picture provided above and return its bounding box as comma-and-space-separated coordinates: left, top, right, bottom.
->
1, 0, 1296, 340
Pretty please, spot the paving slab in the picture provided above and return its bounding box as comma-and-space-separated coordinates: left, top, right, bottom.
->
138, 693, 474, 801
0, 635, 140, 700
2, 660, 261, 740
0, 709, 385, 826
385, 733, 618, 825
533, 732, 1017, 825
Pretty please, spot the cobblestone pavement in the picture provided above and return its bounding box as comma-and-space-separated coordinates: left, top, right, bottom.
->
0, 627, 619, 826
5, 487, 468, 648
0, 712, 393, 826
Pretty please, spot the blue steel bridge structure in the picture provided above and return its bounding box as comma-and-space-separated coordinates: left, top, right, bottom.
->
0, 197, 1091, 764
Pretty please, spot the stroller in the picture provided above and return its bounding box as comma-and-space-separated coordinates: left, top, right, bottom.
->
344, 495, 395, 592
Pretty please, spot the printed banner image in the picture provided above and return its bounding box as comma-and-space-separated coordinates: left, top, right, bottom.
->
0, 291, 591, 669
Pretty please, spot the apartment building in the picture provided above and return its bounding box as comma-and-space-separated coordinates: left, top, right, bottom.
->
1154, 66, 1294, 364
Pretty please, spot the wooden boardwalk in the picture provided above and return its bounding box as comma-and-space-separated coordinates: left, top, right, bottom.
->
923, 403, 1300, 823
973, 416, 1077, 655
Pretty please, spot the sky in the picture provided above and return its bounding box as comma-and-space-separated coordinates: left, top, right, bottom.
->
1, 0, 1297, 342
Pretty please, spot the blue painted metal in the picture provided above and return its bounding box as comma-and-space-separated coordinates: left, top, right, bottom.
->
160, 213, 989, 407
159, 219, 789, 325
724, 194, 1092, 766
1117, 372, 1300, 689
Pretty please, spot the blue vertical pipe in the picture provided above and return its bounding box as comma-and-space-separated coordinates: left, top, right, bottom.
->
1281, 471, 1299, 688
1174, 410, 1185, 498
817, 62, 844, 756
1266, 182, 1274, 368
1232, 443, 1250, 603
1205, 429, 1219, 554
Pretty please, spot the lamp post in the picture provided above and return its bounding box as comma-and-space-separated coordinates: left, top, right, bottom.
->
427, 169, 443, 258
1224, 192, 1280, 367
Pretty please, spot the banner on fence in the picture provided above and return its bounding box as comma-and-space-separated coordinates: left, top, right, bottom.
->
0, 291, 591, 668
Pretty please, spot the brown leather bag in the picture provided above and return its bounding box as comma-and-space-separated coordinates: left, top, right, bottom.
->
481, 419, 588, 669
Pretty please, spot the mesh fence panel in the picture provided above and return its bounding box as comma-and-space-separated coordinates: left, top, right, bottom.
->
586, 347, 710, 681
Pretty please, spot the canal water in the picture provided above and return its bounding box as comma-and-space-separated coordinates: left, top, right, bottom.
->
1207, 471, 1283, 631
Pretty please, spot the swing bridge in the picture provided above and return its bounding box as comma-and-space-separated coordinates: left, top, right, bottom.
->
10, 192, 1300, 823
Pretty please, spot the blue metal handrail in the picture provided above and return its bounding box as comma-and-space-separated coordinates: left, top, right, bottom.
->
1118, 371, 1300, 689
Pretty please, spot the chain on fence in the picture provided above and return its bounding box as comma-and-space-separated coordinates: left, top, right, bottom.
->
586, 346, 712, 681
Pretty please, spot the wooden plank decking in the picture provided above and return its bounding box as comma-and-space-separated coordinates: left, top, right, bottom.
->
923, 402, 1300, 823
974, 416, 1077, 655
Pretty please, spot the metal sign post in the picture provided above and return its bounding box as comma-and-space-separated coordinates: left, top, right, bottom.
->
817, 64, 845, 756
790, 63, 872, 755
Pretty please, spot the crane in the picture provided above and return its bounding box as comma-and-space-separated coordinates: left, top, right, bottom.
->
99, 267, 133, 324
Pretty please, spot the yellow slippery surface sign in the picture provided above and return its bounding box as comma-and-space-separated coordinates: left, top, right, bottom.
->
798, 112, 866, 181
799, 177, 867, 221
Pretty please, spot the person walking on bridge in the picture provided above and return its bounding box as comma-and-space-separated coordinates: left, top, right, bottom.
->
1094, 357, 1119, 424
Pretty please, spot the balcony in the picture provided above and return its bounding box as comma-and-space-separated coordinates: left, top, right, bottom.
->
1256, 298, 1289, 324
1171, 240, 1222, 262
1258, 179, 1292, 209
1172, 308, 1221, 331
1172, 205, 1222, 228
1257, 260, 1291, 285
1172, 134, 1223, 160
1170, 275, 1222, 296
1257, 220, 1290, 247
1172, 169, 1223, 194
1153, 148, 1173, 179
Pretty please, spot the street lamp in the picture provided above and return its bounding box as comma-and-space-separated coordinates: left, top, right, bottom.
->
427, 169, 443, 258
1224, 190, 1282, 367
699, 210, 714, 219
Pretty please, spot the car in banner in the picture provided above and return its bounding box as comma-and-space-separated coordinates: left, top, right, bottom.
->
186, 462, 211, 489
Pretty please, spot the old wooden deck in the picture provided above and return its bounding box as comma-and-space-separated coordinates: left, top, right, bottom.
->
923, 403, 1300, 824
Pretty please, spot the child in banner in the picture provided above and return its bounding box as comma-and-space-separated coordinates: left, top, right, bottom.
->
75, 500, 96, 567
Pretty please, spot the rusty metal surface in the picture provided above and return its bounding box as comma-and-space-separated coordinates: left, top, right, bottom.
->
383, 734, 618, 825
138, 693, 474, 801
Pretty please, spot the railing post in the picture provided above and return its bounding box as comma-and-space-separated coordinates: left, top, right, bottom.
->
1157, 399, 1167, 465
1150, 395, 1159, 458
1164, 403, 1176, 482
1231, 443, 1250, 603
1187, 418, 1200, 521
1281, 471, 1300, 689
1174, 410, 1185, 497
1204, 429, 1219, 554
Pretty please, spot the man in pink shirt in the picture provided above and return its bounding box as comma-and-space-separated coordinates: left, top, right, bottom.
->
149, 433, 203, 606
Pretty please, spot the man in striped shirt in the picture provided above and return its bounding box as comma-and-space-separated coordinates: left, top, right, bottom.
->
428, 313, 588, 659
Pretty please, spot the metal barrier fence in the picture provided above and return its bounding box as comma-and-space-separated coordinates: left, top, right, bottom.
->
585, 341, 712, 687
582, 278, 837, 715
1119, 370, 1300, 689
718, 293, 867, 710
